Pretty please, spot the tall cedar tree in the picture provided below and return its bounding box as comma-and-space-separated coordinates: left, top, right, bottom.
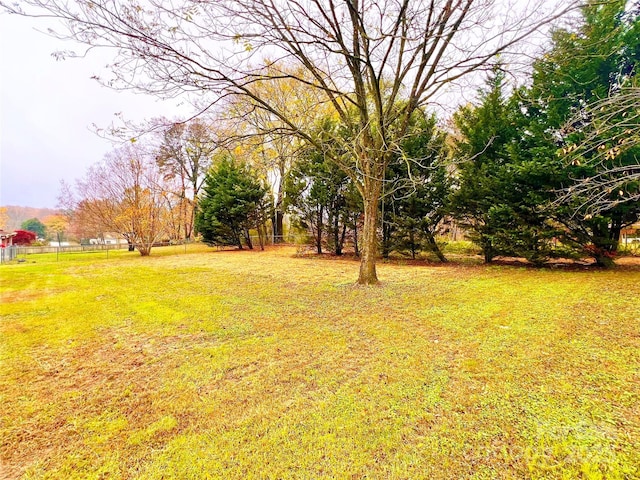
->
382, 111, 451, 261
196, 157, 270, 250
285, 143, 362, 256
516, 0, 640, 266
453, 68, 516, 262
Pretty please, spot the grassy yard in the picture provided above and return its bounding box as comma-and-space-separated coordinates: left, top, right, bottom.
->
1, 246, 639, 479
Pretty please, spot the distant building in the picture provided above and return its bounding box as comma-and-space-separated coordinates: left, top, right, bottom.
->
621, 223, 640, 245
0, 230, 17, 248
88, 234, 128, 246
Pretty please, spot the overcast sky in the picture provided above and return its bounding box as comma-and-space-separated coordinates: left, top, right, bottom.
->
0, 13, 184, 208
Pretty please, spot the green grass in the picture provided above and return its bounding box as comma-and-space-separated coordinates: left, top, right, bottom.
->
1, 246, 639, 479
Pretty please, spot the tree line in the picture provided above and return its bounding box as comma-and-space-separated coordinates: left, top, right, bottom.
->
7, 0, 639, 278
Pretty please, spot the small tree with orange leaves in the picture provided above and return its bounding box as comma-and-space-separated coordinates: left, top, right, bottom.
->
70, 144, 172, 256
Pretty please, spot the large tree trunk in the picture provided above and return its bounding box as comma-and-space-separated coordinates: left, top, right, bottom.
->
423, 216, 447, 262
358, 191, 381, 285
257, 223, 265, 251
590, 217, 618, 267
185, 197, 194, 241
137, 238, 151, 256
593, 253, 616, 268
608, 215, 625, 255
410, 229, 416, 260
479, 235, 494, 263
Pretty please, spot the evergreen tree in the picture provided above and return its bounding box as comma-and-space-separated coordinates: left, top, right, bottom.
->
518, 0, 640, 266
196, 156, 270, 249
381, 111, 451, 261
285, 146, 361, 255
20, 218, 46, 238
452, 67, 562, 265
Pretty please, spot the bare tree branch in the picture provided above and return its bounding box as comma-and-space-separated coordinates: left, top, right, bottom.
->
2, 0, 582, 282
559, 87, 640, 214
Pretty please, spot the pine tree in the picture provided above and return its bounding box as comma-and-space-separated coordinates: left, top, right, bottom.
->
196, 156, 270, 249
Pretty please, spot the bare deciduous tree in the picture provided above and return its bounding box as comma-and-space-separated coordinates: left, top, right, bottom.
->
561, 87, 640, 214
4, 0, 581, 282
71, 145, 171, 255
155, 118, 219, 239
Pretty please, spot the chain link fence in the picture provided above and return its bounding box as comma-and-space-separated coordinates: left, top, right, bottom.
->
0, 243, 132, 263
0, 235, 316, 264
1, 246, 18, 263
